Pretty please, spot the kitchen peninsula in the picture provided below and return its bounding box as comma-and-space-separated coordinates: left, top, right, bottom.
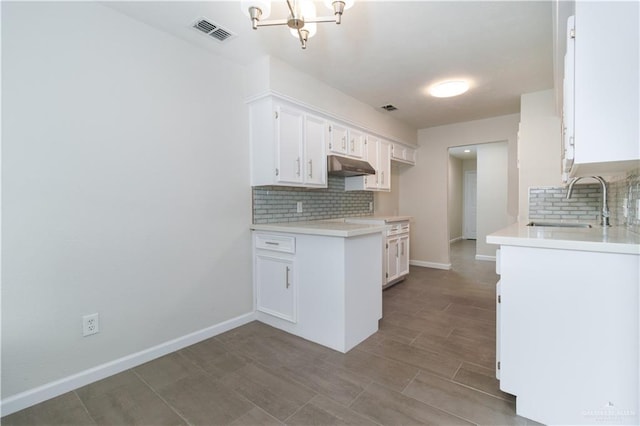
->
488, 222, 640, 425
250, 220, 388, 352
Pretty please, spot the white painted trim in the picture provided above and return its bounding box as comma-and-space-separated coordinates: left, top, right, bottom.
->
0, 311, 256, 416
475, 254, 496, 262
449, 236, 463, 244
410, 260, 452, 270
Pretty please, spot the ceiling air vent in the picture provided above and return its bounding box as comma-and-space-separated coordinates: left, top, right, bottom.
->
192, 18, 235, 42
381, 104, 398, 111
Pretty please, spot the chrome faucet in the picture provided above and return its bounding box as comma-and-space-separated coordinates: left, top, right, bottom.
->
566, 176, 610, 226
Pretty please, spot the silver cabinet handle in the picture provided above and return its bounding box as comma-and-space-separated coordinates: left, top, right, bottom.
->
308, 159, 313, 178
401, 241, 404, 256
350, 139, 354, 152
381, 171, 385, 185
265, 241, 279, 246
342, 136, 346, 150
296, 157, 301, 176
285, 266, 291, 289
396, 244, 399, 258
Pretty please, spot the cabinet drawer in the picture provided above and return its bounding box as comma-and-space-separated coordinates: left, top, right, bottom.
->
255, 234, 296, 253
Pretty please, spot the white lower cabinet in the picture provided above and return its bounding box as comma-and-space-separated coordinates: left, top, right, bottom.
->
255, 255, 295, 323
386, 237, 399, 283
384, 222, 410, 286
497, 245, 639, 425
253, 230, 383, 352
397, 235, 409, 277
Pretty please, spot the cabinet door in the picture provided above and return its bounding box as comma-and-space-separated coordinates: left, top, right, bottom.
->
573, 2, 639, 167
378, 140, 391, 191
275, 105, 304, 184
363, 136, 380, 190
386, 237, 399, 284
397, 235, 409, 277
256, 254, 296, 323
328, 123, 348, 154
348, 129, 364, 158
304, 114, 327, 187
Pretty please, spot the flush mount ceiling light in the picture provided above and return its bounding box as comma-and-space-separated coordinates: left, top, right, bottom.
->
428, 80, 470, 98
241, 0, 354, 49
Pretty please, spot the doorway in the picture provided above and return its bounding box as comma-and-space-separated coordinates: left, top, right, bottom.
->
448, 141, 509, 261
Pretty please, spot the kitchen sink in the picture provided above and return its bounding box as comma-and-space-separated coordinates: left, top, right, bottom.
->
526, 221, 592, 228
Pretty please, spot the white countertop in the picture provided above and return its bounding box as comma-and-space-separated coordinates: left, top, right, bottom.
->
487, 222, 640, 255
251, 220, 389, 237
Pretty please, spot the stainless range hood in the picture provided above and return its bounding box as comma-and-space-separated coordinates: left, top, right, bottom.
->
327, 155, 376, 177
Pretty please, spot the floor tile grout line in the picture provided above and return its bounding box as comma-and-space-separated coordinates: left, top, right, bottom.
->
71, 390, 99, 425
451, 361, 463, 380
132, 369, 195, 426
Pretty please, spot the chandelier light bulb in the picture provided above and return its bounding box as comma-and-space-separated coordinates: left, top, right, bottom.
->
324, 0, 355, 12
240, 0, 271, 19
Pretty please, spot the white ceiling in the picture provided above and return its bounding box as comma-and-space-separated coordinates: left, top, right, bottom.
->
104, 1, 554, 130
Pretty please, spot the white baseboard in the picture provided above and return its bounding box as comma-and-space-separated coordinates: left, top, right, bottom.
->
449, 236, 463, 244
475, 254, 496, 262
1, 311, 256, 416
410, 260, 452, 270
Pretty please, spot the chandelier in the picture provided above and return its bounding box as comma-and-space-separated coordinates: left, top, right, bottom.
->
241, 0, 354, 49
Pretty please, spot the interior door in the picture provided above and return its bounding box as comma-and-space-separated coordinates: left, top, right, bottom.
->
463, 170, 477, 239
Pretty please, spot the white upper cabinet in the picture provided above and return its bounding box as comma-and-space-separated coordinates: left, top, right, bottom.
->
303, 114, 328, 186
391, 142, 416, 165
348, 129, 365, 158
275, 105, 305, 185
563, 1, 639, 178
327, 122, 348, 155
345, 136, 391, 192
249, 94, 414, 190
328, 124, 365, 159
249, 97, 327, 188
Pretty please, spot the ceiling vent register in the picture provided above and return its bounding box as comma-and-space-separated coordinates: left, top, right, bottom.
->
193, 18, 235, 42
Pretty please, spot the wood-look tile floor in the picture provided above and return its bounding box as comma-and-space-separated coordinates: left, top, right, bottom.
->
3, 240, 540, 426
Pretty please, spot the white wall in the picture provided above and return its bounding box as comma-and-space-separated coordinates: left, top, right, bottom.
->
518, 90, 562, 220
399, 114, 519, 268
476, 142, 509, 258
448, 156, 463, 241
2, 1, 252, 402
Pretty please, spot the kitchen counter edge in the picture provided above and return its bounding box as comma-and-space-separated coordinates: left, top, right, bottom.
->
487, 222, 640, 255
251, 222, 389, 238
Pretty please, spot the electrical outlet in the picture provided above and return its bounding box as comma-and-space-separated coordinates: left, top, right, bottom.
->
83, 313, 99, 337
297, 201, 303, 213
